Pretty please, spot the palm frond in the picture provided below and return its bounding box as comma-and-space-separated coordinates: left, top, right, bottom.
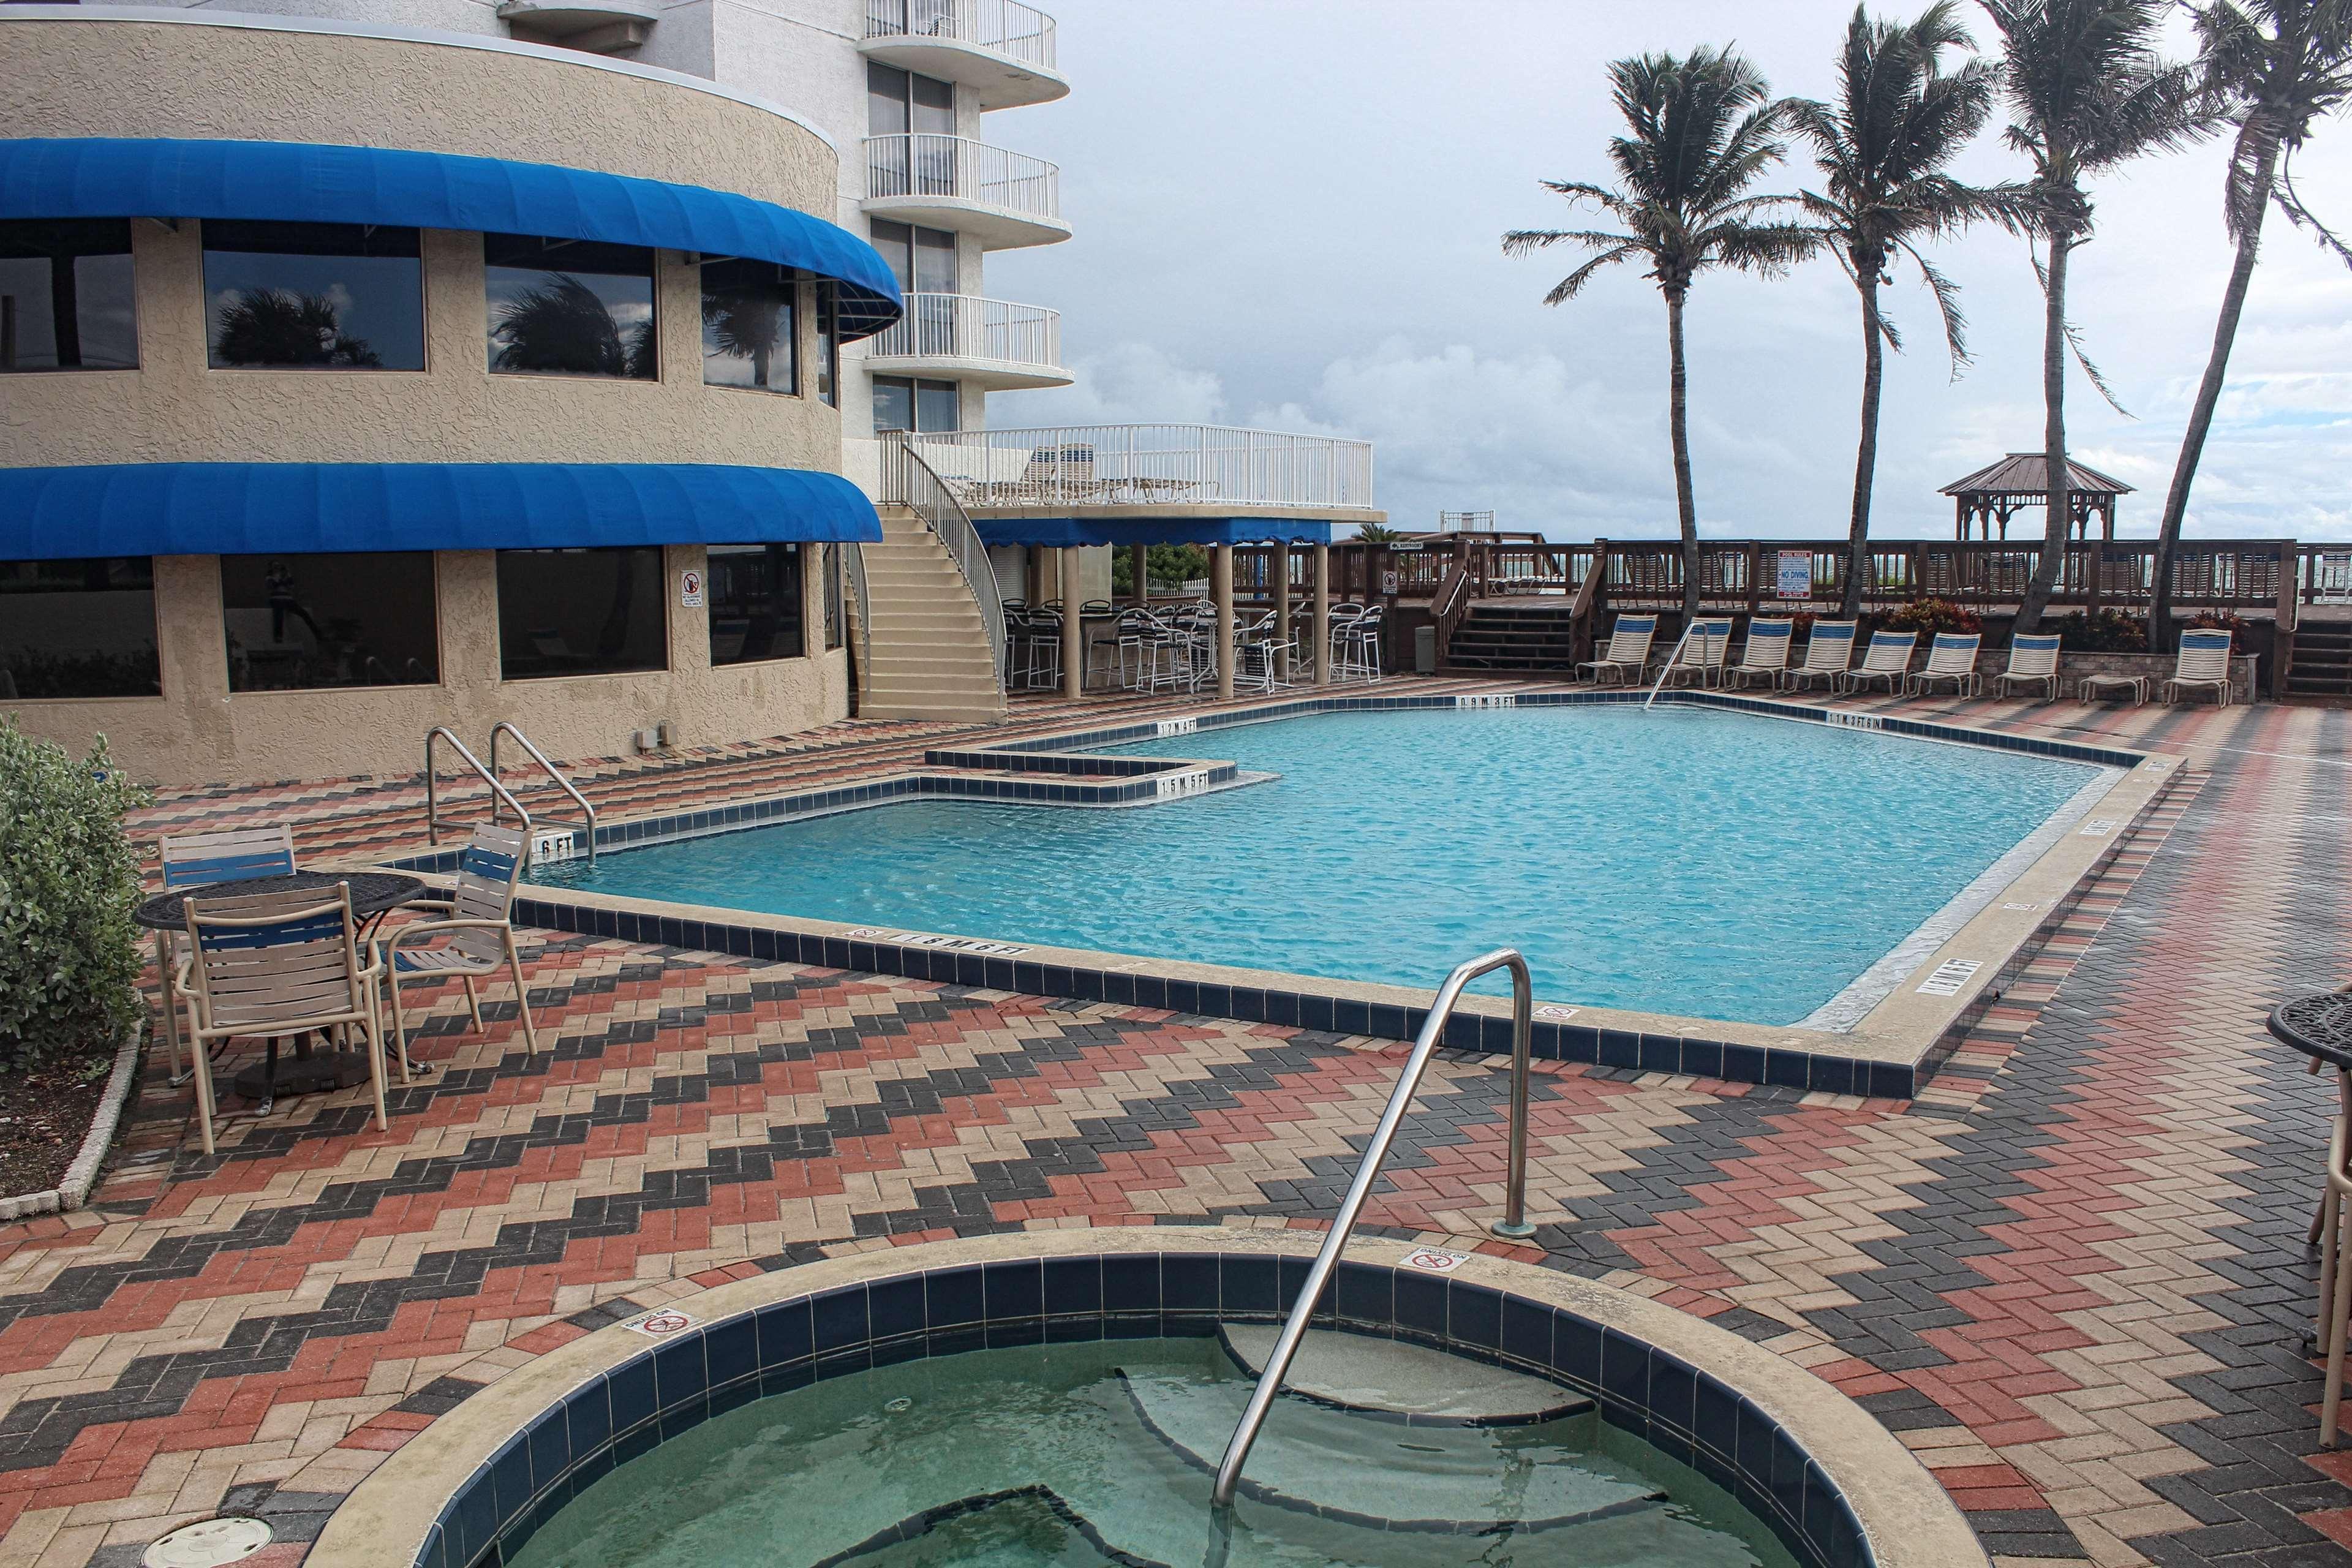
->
2030, 245, 2133, 415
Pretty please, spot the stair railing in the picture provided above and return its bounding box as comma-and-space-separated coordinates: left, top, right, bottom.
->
425, 727, 533, 852
489, 722, 599, 866
1210, 948, 1534, 1510
881, 432, 1007, 692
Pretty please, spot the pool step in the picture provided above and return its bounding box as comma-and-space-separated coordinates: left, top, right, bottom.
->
854, 506, 1008, 725
1215, 1324, 1594, 1425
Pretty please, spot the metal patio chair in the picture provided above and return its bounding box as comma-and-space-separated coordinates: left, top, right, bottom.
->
1657, 617, 1735, 690
1994, 634, 2064, 702
156, 823, 299, 1085
2164, 629, 2236, 707
1833, 630, 1918, 696
1903, 633, 1983, 698
1782, 621, 1858, 692
377, 823, 540, 1076
1724, 619, 1793, 691
1577, 614, 1657, 686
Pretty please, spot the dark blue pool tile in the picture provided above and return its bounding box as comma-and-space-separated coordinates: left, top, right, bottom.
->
524, 1408, 568, 1495
1771, 1429, 1808, 1526
1067, 968, 1106, 1003
1807, 1054, 1856, 1097
872, 1335, 927, 1370
1046, 1315, 1104, 1345
1693, 1441, 1739, 1499
1219, 1254, 1278, 1314
1694, 1373, 1738, 1457
612, 1420, 661, 1466
760, 1357, 814, 1398
895, 945, 932, 982
704, 1313, 757, 1389
1826, 1491, 1867, 1568
1866, 1061, 1914, 1100
956, 954, 989, 987
1598, 1030, 1641, 1070
1681, 1038, 1725, 1082
1102, 1254, 1159, 1313
607, 1353, 657, 1434
451, 1470, 497, 1567
708, 1376, 760, 1419
1637, 1034, 1681, 1074
1447, 1283, 1502, 1350
418, 1521, 447, 1568
926, 1265, 985, 1328
925, 1324, 987, 1359
1044, 1256, 1102, 1317
1104, 970, 1137, 1007
1500, 1295, 1551, 1367
983, 1258, 1044, 1321
657, 1401, 711, 1443
868, 1275, 925, 1341
813, 1346, 873, 1382
1196, 983, 1232, 1019
986, 1317, 1046, 1349
1159, 1253, 1220, 1313
1334, 1261, 1390, 1325
1599, 1329, 1648, 1415
1734, 1400, 1776, 1498
1801, 1460, 1842, 1561
1366, 1004, 1408, 1040
1277, 1256, 1319, 1318
756, 1299, 813, 1368
1721, 1043, 1766, 1084
1012, 961, 1046, 993
1649, 1352, 1698, 1436
1763, 1049, 1811, 1090
1297, 993, 1336, 1033
1393, 1272, 1447, 1341
1555, 1024, 1600, 1065
1325, 998, 1368, 1037
653, 1335, 707, 1414
1164, 979, 1200, 1016
1132, 974, 1167, 1011
1103, 1313, 1162, 1340
489, 1435, 532, 1527
821, 938, 852, 970
1228, 987, 1265, 1023
812, 1286, 869, 1354
750, 927, 780, 962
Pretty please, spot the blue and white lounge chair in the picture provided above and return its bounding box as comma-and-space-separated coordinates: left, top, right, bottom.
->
1657, 617, 1735, 689
1782, 620, 1857, 692
1835, 630, 1918, 695
1577, 614, 1658, 685
377, 823, 539, 1075
1724, 619, 1793, 690
1995, 633, 2063, 701
2163, 629, 2235, 706
1903, 633, 1983, 698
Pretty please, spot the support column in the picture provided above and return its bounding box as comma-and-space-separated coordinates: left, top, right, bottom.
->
1311, 543, 1330, 687
1024, 545, 1041, 606
1061, 545, 1084, 699
1212, 544, 1235, 701
1272, 543, 1292, 683
1130, 542, 1148, 610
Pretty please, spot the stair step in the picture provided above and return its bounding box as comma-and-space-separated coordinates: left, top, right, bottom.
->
1216, 1326, 1591, 1425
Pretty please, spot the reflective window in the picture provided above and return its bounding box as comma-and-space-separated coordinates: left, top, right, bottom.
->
202, 221, 423, 369
220, 553, 438, 692
0, 557, 159, 699
701, 259, 797, 394
707, 543, 804, 665
815, 284, 839, 407
485, 235, 656, 380
496, 548, 666, 679
872, 374, 959, 434
0, 220, 137, 372
867, 64, 958, 198
822, 544, 844, 651
869, 219, 956, 295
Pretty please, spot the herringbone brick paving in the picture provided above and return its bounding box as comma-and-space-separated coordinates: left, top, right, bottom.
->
3, 681, 2346, 1566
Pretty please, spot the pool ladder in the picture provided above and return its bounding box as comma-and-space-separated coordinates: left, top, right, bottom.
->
1210, 948, 1535, 1512
424, 723, 598, 866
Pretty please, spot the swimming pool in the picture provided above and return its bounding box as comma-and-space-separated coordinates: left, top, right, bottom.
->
529, 706, 2109, 1028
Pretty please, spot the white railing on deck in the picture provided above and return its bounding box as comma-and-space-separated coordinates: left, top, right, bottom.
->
864, 135, 1060, 222
862, 0, 1057, 70
903, 424, 1379, 513
867, 293, 1060, 372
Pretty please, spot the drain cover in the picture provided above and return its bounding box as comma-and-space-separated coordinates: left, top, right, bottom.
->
143, 1517, 273, 1568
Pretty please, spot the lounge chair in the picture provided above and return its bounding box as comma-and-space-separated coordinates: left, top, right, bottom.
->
1577, 614, 1658, 686
1903, 633, 1983, 698
2079, 666, 2149, 705
1657, 617, 1735, 690
377, 823, 541, 1075
1724, 619, 1793, 690
1995, 633, 2062, 701
1782, 620, 1858, 692
2163, 628, 2236, 707
1834, 630, 1918, 695
156, 824, 298, 1085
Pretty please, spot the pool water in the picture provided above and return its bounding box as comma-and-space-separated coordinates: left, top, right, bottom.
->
532, 706, 2105, 1025
503, 1338, 1800, 1568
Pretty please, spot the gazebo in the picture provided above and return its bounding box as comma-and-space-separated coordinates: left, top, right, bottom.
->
1939, 453, 2133, 540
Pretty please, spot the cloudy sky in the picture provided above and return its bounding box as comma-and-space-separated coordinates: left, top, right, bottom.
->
981, 0, 2352, 541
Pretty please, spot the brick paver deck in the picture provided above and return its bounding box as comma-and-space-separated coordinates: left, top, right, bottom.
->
3, 681, 2347, 1567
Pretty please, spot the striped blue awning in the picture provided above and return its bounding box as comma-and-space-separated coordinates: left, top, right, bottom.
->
0, 137, 902, 339
0, 462, 881, 559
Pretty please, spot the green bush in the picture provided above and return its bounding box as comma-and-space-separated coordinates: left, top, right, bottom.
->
1880, 598, 1984, 636
0, 720, 152, 1070
2047, 608, 2149, 652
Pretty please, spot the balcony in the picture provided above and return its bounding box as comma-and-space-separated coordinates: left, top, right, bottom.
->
496, 0, 658, 51
901, 424, 1381, 521
865, 293, 1069, 390
862, 135, 1068, 250
861, 0, 1068, 110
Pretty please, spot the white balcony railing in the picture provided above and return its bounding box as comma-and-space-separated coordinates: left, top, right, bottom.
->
903, 424, 1379, 513
863, 0, 1056, 71
869, 293, 1061, 371
863, 135, 1060, 222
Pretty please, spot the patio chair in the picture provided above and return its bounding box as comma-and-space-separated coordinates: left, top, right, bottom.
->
1835, 630, 1918, 695
1903, 633, 1983, 698
1724, 619, 1793, 690
156, 824, 298, 1085
1657, 617, 1735, 690
1782, 620, 1858, 692
2078, 666, 2149, 706
1994, 633, 2064, 701
173, 881, 390, 1156
1577, 614, 1659, 686
377, 823, 540, 1076
2164, 628, 2236, 707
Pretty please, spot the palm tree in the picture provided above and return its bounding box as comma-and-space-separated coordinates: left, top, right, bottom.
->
1353, 523, 1406, 544
704, 287, 786, 388
2149, 0, 2352, 650
213, 288, 381, 368
492, 274, 627, 375
1981, 0, 2207, 633
1506, 47, 1812, 618
1788, 4, 2029, 617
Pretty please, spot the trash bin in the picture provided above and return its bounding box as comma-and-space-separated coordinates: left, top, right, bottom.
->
1414, 624, 1437, 675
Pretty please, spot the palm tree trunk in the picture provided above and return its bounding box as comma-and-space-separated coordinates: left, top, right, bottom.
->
2015, 233, 2073, 634
1665, 288, 1700, 620
1843, 270, 1885, 620
2151, 133, 2279, 655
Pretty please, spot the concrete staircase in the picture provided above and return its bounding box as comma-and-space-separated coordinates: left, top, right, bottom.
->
853, 504, 1008, 724
2286, 618, 2352, 700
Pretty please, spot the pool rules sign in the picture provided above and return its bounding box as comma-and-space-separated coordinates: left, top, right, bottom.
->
679, 568, 704, 609
1776, 552, 1812, 600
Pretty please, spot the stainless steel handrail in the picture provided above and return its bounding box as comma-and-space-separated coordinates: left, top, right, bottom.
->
489, 722, 599, 867
425, 727, 533, 851
842, 541, 873, 710
1210, 948, 1536, 1510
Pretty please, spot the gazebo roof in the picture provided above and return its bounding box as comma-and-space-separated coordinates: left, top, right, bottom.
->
1939, 453, 2134, 498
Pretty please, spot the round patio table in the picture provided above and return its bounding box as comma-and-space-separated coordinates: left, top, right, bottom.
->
137, 870, 426, 1108
2270, 990, 2352, 1074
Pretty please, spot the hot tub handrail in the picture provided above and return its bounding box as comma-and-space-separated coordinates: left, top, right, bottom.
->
1210, 947, 1535, 1510
424, 726, 533, 854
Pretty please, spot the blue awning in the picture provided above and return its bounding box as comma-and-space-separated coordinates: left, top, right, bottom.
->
971, 517, 1338, 548
0, 463, 881, 559
0, 137, 903, 339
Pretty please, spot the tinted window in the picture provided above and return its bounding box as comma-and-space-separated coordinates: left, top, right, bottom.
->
822, 544, 844, 651
701, 258, 796, 394
873, 374, 958, 434
869, 220, 956, 295
708, 543, 804, 665
220, 553, 438, 691
0, 557, 159, 698
485, 235, 656, 380
203, 221, 423, 369
0, 219, 137, 371
496, 548, 665, 678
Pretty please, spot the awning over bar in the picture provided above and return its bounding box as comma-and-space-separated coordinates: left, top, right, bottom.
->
0, 137, 903, 338
0, 462, 882, 559
968, 516, 1338, 548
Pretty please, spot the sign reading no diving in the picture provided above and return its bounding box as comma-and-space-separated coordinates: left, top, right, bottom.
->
680, 569, 705, 609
